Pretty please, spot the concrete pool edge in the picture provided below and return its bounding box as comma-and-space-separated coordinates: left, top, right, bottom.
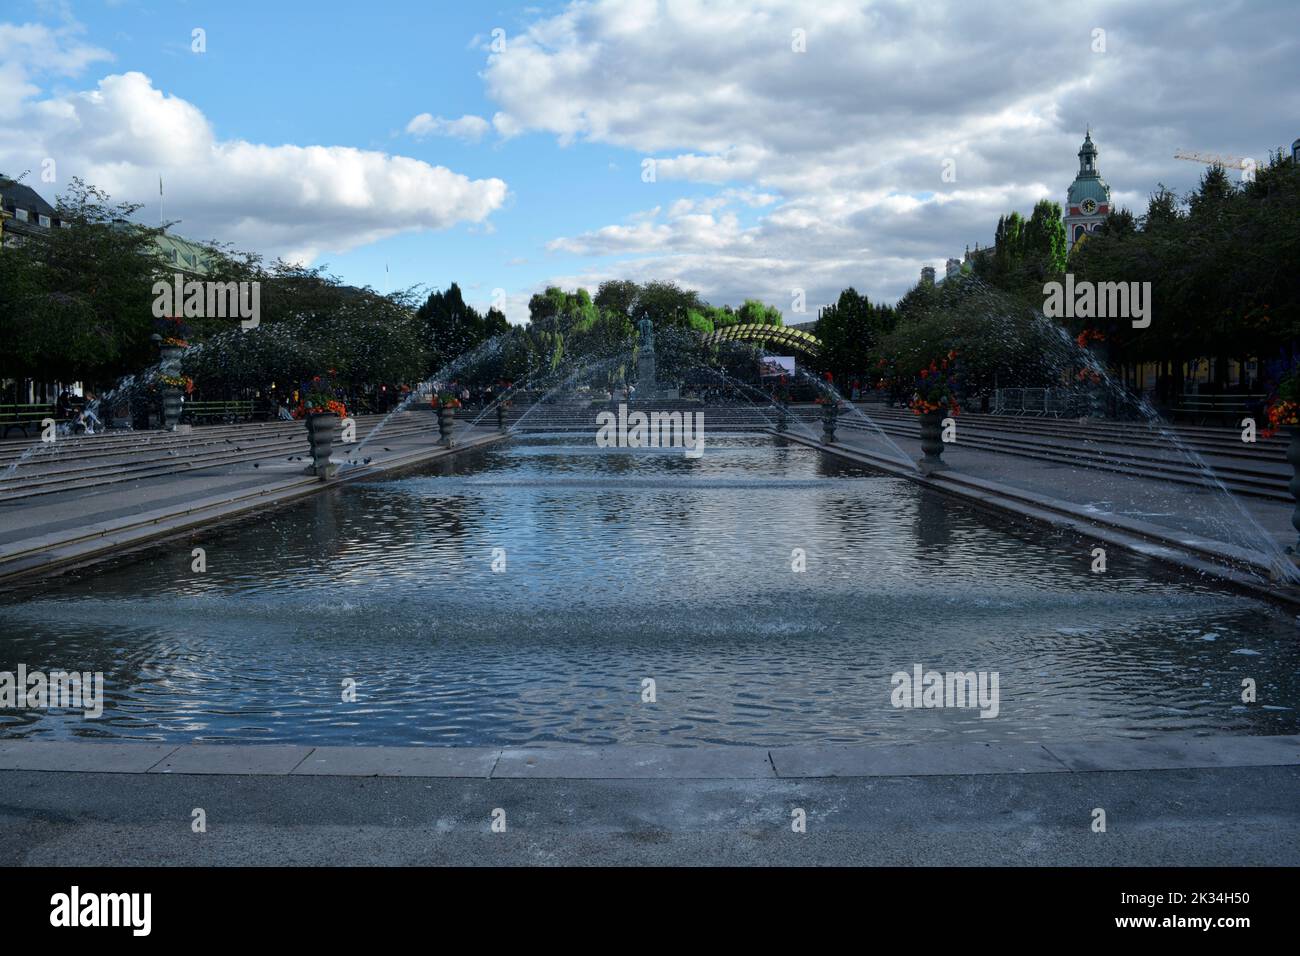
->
0, 735, 1295, 779
774, 429, 1300, 609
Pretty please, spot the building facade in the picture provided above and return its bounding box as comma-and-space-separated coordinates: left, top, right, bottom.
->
0, 180, 70, 247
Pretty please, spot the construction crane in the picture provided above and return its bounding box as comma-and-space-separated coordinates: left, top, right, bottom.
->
1174, 150, 1257, 176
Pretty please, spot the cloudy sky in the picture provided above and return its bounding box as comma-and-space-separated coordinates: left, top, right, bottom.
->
2, 0, 1296, 323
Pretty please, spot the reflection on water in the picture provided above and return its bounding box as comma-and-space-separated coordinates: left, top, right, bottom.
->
0, 434, 1295, 746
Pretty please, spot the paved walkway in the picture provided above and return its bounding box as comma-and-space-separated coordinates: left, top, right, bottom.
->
1, 737, 1295, 865
2, 763, 1295, 866
832, 409, 1295, 550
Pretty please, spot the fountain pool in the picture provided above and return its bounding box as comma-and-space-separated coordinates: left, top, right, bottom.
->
0, 434, 1295, 746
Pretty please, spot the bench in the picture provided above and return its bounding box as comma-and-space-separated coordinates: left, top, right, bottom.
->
1175, 394, 1265, 425
0, 403, 71, 439
182, 400, 256, 424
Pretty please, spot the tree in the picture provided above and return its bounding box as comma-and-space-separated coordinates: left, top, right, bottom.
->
417, 282, 491, 373
629, 280, 704, 329
0, 177, 163, 390
593, 279, 639, 319
1022, 200, 1068, 275
816, 288, 892, 382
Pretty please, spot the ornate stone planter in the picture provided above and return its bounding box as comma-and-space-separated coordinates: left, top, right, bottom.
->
156, 341, 187, 431
158, 344, 185, 365
161, 388, 183, 430
1288, 426, 1300, 551
821, 401, 838, 442
305, 412, 341, 480
438, 406, 456, 446
918, 409, 948, 472
1086, 340, 1111, 419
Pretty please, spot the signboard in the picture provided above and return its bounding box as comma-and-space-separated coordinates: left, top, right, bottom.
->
760, 355, 795, 377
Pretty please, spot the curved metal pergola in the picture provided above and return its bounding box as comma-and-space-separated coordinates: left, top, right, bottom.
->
699, 323, 822, 358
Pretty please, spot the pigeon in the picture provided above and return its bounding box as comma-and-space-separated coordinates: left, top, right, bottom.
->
253, 463, 259, 468
363, 457, 372, 465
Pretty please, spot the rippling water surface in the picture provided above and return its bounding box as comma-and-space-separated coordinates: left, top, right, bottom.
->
0, 434, 1295, 745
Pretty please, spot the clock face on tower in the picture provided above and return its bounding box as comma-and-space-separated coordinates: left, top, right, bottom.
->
1081, 198, 1097, 214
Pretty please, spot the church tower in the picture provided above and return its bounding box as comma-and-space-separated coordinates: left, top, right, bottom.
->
1064, 130, 1111, 251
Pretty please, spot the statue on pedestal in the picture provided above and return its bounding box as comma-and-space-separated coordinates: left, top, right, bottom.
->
637, 318, 657, 399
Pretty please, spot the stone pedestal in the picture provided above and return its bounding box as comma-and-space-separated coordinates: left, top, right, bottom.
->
157, 342, 187, 432
305, 413, 341, 480
161, 388, 183, 431
821, 401, 838, 442
438, 407, 456, 446
918, 409, 947, 473
1288, 427, 1300, 551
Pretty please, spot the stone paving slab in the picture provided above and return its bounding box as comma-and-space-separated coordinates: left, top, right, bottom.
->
492, 745, 775, 778
769, 741, 1069, 778
0, 740, 177, 772
292, 745, 499, 777
149, 744, 314, 775
3, 735, 1298, 779
1042, 734, 1300, 772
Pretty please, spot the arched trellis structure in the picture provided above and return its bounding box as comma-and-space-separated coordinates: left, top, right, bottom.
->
699, 323, 822, 358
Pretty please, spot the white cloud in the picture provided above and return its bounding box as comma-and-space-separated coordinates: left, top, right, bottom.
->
0, 20, 111, 120
405, 112, 491, 143
0, 69, 508, 264
484, 0, 1300, 309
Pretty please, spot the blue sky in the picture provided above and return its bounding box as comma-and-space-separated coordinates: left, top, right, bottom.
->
3, 1, 1297, 322
14, 1, 670, 316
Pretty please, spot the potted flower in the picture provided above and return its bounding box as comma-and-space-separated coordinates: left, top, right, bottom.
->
433, 391, 462, 445
297, 377, 347, 479
909, 351, 961, 471
154, 317, 191, 363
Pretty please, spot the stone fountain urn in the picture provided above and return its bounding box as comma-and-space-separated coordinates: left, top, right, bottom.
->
437, 404, 456, 446
1288, 426, 1300, 551
821, 400, 838, 442
161, 387, 183, 431
918, 408, 948, 473
156, 339, 186, 431
304, 412, 341, 480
